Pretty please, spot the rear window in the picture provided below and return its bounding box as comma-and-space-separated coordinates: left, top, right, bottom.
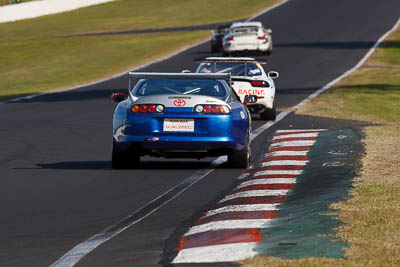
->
132, 79, 228, 99
197, 62, 262, 77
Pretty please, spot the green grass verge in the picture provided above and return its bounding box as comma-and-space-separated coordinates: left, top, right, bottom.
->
0, 0, 281, 99
240, 26, 400, 267
0, 31, 209, 98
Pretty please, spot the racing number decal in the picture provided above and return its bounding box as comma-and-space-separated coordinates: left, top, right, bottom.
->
173, 99, 186, 107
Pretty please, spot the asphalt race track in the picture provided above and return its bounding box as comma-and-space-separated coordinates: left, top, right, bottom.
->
0, 0, 399, 266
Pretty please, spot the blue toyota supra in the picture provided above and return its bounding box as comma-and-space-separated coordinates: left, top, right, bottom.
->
110, 72, 257, 169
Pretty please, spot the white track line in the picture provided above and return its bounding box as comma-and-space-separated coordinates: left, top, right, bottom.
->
251, 111, 288, 139
272, 133, 319, 139
204, 204, 280, 218
49, 156, 225, 267
220, 190, 290, 203
271, 140, 316, 147
184, 219, 274, 236
261, 160, 308, 167
236, 178, 297, 189
173, 242, 258, 263
254, 170, 303, 176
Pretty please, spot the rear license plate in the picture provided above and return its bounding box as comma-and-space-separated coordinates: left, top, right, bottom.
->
163, 119, 194, 132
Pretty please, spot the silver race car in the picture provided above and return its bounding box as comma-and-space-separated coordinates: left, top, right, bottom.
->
195, 57, 279, 120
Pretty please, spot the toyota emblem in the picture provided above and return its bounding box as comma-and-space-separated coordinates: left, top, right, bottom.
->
173, 99, 186, 107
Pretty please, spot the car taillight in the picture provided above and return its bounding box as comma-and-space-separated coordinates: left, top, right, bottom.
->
211, 105, 220, 113
257, 36, 266, 40
251, 80, 270, 87
131, 104, 165, 113
228, 37, 234, 41
139, 104, 147, 113
148, 104, 156, 113
131, 105, 140, 113
194, 104, 230, 114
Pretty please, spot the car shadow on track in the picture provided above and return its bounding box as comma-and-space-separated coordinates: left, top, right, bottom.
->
35, 159, 215, 170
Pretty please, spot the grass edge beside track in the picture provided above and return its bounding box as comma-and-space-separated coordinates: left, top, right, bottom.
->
0, 0, 282, 101
239, 22, 400, 267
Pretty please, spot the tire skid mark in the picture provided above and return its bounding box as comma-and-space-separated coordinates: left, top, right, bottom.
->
172, 129, 326, 263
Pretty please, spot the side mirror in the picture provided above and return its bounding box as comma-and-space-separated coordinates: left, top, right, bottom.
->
244, 95, 257, 105
110, 92, 126, 103
268, 71, 279, 79
266, 29, 272, 34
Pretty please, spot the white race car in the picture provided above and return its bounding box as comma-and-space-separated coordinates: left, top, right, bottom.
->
195, 57, 279, 120
222, 21, 273, 56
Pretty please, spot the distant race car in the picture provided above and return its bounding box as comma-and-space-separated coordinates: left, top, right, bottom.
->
110, 72, 257, 169
195, 57, 279, 120
222, 21, 273, 55
210, 22, 241, 53
210, 24, 230, 53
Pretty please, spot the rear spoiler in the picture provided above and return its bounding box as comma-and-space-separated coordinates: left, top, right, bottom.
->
194, 57, 267, 65
231, 77, 254, 82
128, 72, 232, 94
128, 72, 230, 80
231, 77, 270, 87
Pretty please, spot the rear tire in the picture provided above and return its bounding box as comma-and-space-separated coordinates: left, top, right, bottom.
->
111, 141, 140, 169
261, 103, 276, 120
228, 134, 251, 168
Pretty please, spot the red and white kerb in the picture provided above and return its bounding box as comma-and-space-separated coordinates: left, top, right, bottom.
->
172, 129, 326, 263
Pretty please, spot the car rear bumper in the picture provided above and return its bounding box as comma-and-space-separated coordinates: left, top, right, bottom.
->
113, 109, 249, 157
223, 41, 271, 52
114, 135, 244, 158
